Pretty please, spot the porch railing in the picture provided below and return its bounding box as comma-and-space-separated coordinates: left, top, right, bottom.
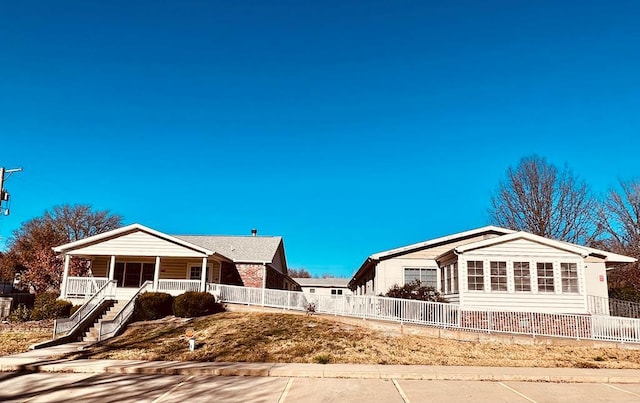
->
99, 281, 154, 341
209, 284, 640, 344
65, 276, 109, 299
157, 279, 201, 294
588, 295, 640, 319
53, 280, 117, 339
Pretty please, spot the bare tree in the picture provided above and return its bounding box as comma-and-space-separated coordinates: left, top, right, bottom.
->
597, 179, 640, 290
489, 155, 596, 244
288, 268, 312, 278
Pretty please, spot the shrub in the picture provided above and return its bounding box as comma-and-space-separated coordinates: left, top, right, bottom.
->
7, 304, 31, 322
385, 280, 447, 302
173, 291, 223, 318
30, 291, 72, 320
70, 305, 81, 316
134, 292, 174, 321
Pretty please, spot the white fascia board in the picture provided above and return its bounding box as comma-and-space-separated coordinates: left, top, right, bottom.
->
52, 223, 215, 255
369, 225, 515, 260
454, 231, 590, 257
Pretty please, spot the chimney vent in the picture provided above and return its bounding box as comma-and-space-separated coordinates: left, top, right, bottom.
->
251, 229, 257, 237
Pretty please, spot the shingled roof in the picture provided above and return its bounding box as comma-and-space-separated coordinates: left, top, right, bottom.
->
174, 235, 283, 263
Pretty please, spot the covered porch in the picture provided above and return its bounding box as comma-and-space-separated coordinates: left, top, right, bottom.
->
54, 224, 232, 300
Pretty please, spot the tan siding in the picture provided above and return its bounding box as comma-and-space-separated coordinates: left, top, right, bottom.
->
90, 257, 110, 277
159, 258, 221, 280
402, 234, 499, 259
68, 230, 207, 257
270, 244, 285, 273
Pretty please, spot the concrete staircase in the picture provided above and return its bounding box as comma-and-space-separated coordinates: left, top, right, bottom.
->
82, 300, 127, 342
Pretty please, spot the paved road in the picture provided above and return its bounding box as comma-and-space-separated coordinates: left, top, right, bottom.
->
2, 372, 640, 403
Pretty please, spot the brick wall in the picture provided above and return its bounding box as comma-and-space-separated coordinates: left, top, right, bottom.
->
235, 263, 265, 288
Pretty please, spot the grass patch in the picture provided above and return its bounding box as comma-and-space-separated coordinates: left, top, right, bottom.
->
0, 320, 53, 356
5, 312, 640, 369
65, 312, 640, 369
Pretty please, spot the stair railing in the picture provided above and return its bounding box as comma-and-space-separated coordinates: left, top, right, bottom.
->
53, 280, 117, 339
98, 280, 153, 341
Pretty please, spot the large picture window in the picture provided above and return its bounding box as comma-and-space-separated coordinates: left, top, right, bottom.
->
537, 262, 555, 293
513, 262, 531, 292
490, 261, 507, 291
467, 261, 484, 291
561, 263, 579, 293
404, 267, 437, 288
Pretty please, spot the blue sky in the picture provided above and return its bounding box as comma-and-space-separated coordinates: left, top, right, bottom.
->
1, 1, 639, 277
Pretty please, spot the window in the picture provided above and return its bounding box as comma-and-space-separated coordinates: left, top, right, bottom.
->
561, 263, 579, 293
451, 263, 459, 293
513, 262, 531, 292
441, 267, 447, 293
537, 262, 555, 292
309, 288, 315, 293
467, 261, 484, 291
490, 261, 507, 291
331, 289, 343, 295
404, 267, 437, 288
189, 265, 202, 280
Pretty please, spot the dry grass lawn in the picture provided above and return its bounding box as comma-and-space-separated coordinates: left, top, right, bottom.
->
0, 320, 53, 356
68, 312, 640, 369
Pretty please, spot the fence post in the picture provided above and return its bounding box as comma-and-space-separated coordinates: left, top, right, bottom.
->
488, 310, 492, 334
530, 311, 536, 338
574, 316, 580, 340
261, 287, 265, 307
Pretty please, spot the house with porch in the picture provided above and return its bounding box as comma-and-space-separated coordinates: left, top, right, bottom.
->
54, 223, 298, 301
349, 226, 636, 314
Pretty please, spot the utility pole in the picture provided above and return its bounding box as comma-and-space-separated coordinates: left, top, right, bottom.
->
0, 167, 23, 216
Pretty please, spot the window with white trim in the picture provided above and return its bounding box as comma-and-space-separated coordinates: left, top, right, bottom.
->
404, 267, 437, 288
537, 262, 554, 292
561, 263, 579, 293
513, 262, 531, 292
490, 261, 507, 291
189, 266, 202, 280
467, 260, 484, 291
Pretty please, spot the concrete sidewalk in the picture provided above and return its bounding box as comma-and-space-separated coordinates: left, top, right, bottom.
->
1, 344, 639, 384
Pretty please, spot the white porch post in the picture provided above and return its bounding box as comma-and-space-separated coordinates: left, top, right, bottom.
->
154, 256, 161, 291
60, 254, 70, 298
108, 255, 116, 281
200, 256, 207, 292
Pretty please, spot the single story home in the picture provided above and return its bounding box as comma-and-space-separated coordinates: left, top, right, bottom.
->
348, 226, 636, 314
54, 223, 299, 301
292, 277, 353, 297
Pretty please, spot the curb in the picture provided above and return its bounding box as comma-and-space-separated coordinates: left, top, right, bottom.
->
2, 360, 640, 384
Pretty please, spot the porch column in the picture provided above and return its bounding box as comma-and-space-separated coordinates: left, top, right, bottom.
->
108, 256, 116, 281
200, 256, 207, 292
154, 256, 161, 291
60, 254, 70, 298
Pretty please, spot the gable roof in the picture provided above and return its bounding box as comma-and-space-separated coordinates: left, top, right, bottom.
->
369, 225, 514, 260
451, 231, 590, 256
53, 223, 214, 255
174, 235, 283, 264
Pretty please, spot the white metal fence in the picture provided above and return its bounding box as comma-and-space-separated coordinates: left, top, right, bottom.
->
99, 281, 154, 341
53, 280, 116, 338
211, 284, 640, 344
588, 295, 640, 319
